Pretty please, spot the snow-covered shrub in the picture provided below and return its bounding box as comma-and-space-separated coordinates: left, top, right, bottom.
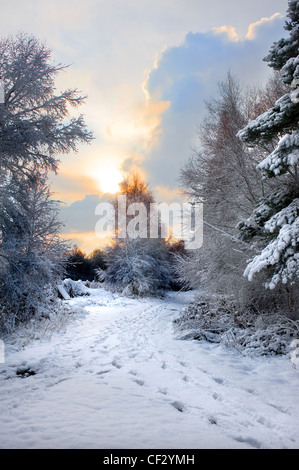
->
62, 279, 90, 297
174, 293, 299, 356
1, 296, 85, 349
229, 314, 299, 356
0, 173, 69, 332
174, 296, 242, 344
97, 239, 171, 297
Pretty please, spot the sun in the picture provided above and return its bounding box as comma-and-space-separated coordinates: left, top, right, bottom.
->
98, 167, 123, 194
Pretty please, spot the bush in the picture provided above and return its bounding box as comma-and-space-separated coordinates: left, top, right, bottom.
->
65, 247, 106, 281
174, 293, 299, 356
97, 239, 171, 297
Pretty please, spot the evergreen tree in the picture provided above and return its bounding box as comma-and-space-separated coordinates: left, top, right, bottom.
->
237, 0, 299, 290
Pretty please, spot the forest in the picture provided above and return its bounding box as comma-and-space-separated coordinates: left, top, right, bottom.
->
0, 1, 299, 357
0, 0, 299, 452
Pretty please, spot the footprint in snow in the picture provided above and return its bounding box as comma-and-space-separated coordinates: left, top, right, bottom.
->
133, 378, 145, 386
171, 401, 185, 413
233, 436, 261, 449
16, 366, 37, 378
212, 392, 223, 401
97, 369, 111, 376
208, 416, 218, 425
112, 359, 122, 369
129, 352, 137, 358
157, 387, 168, 395
267, 403, 289, 415
213, 377, 224, 385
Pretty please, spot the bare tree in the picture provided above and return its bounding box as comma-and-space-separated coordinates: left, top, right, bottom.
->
98, 171, 173, 296
179, 72, 288, 309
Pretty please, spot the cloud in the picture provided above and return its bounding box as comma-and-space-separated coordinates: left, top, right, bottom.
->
153, 185, 185, 204
142, 12, 286, 189
0, 1, 288, 252
59, 194, 112, 233
212, 26, 240, 42
50, 173, 101, 204
62, 231, 108, 253
246, 13, 283, 40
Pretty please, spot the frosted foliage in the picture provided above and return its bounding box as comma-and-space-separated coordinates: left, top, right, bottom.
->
97, 240, 171, 297
281, 56, 299, 83
237, 94, 299, 144
0, 34, 92, 331
258, 131, 299, 176
244, 201, 299, 289
265, 199, 299, 232
264, 2, 299, 73
237, 2, 299, 289
0, 34, 93, 177
237, 186, 294, 240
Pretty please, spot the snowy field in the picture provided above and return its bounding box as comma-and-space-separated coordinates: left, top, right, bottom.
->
0, 286, 298, 449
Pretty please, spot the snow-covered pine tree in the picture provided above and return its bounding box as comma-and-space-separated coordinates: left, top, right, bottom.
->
237, 0, 299, 290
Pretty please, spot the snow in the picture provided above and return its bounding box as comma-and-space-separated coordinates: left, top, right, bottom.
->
244, 203, 299, 288
0, 285, 298, 449
258, 131, 299, 176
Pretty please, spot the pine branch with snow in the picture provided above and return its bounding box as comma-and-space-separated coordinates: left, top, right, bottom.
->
237, 0, 299, 291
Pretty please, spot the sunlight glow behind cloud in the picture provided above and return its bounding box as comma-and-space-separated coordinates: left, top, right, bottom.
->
0, 0, 288, 252
56, 8, 286, 252
96, 167, 123, 194
246, 13, 284, 39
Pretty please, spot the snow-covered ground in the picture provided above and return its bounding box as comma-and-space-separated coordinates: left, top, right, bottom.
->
0, 286, 298, 449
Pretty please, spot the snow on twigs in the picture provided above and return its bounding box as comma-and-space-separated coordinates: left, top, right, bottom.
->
174, 293, 299, 357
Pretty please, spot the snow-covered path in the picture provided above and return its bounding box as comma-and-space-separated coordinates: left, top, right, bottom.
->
0, 287, 298, 449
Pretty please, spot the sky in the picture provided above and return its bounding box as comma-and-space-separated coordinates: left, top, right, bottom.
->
0, 0, 289, 252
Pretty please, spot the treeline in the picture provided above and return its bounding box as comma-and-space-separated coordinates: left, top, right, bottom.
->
64, 171, 187, 295
65, 247, 106, 282
95, 172, 187, 296
178, 0, 299, 317
0, 1, 298, 334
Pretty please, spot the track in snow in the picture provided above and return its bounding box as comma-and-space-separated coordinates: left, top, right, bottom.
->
0, 287, 298, 449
